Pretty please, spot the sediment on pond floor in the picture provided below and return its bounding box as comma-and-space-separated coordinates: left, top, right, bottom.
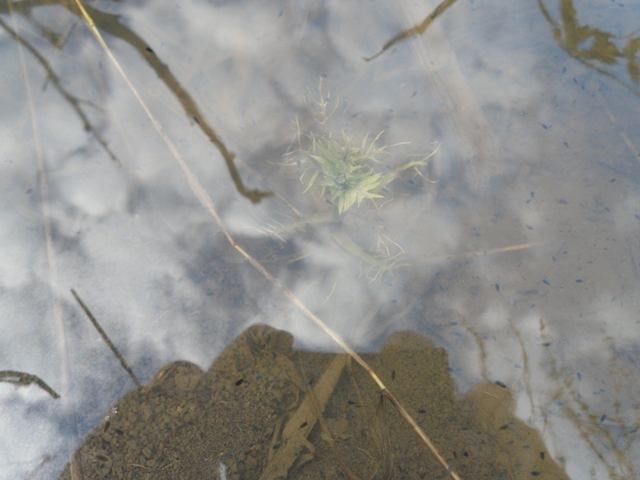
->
58, 325, 569, 480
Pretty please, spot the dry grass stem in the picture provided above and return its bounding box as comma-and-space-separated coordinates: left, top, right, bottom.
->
8, 1, 82, 477
371, 394, 394, 479
259, 354, 348, 480
420, 241, 548, 266
73, 2, 462, 477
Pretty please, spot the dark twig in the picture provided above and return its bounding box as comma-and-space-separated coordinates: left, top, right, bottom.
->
0, 16, 119, 163
0, 370, 60, 399
365, 0, 458, 61
70, 289, 142, 388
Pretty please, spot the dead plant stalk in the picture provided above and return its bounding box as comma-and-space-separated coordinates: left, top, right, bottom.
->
71, 1, 462, 478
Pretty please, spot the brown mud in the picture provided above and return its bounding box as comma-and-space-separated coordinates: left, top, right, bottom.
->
59, 325, 569, 479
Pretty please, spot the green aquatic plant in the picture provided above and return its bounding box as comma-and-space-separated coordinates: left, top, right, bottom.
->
289, 79, 437, 215
279, 79, 438, 280
303, 129, 385, 214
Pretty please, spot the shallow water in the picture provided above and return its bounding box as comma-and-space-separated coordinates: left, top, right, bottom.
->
1, 0, 639, 478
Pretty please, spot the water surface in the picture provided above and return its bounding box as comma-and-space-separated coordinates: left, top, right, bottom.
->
1, 0, 639, 478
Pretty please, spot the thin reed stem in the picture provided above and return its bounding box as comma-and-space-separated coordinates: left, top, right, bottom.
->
8, 1, 82, 477
72, 2, 462, 477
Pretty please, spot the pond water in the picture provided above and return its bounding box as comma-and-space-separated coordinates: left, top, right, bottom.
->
1, 0, 639, 479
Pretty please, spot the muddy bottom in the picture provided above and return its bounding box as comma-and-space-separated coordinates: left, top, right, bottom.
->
59, 325, 569, 479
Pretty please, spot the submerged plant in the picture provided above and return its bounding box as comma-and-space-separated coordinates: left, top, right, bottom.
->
288, 79, 437, 215
304, 130, 385, 214
279, 79, 438, 280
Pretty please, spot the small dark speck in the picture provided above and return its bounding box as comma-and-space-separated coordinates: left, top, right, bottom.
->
542, 279, 550, 286
96, 455, 109, 462
407, 179, 415, 184
562, 67, 567, 73
235, 378, 244, 386
26, 188, 32, 195
530, 191, 534, 198
347, 400, 356, 405
576, 279, 583, 283
526, 225, 533, 230
542, 342, 551, 347
495, 380, 507, 388
418, 409, 427, 414
411, 91, 417, 98
463, 451, 469, 457
609, 178, 616, 183
526, 199, 531, 204
145, 46, 155, 54
388, 109, 394, 113
278, 9, 284, 17
540, 451, 545, 460
564, 141, 569, 147
352, 112, 359, 118
573, 77, 578, 84
552, 256, 556, 263
600, 414, 606, 423
541, 123, 548, 129
299, 421, 307, 429
577, 372, 582, 380
636, 214, 640, 221
192, 116, 200, 124
531, 472, 541, 476
556, 199, 568, 205
604, 207, 610, 212
499, 424, 509, 430
495, 283, 500, 292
